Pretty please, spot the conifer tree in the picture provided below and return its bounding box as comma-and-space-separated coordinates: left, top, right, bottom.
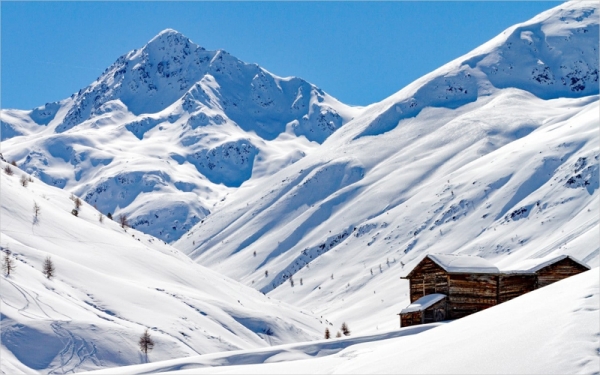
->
139, 329, 155, 357
324, 328, 331, 339
341, 322, 350, 336
43, 256, 55, 279
2, 249, 16, 276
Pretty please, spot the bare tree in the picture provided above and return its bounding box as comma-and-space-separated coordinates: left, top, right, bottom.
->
335, 331, 342, 338
341, 322, 350, 336
20, 175, 29, 187
324, 328, 331, 339
33, 201, 41, 218
3, 165, 13, 176
98, 213, 104, 223
9, 160, 17, 167
43, 256, 55, 279
139, 329, 155, 359
2, 249, 16, 276
118, 214, 129, 229
74, 197, 82, 209
289, 276, 294, 287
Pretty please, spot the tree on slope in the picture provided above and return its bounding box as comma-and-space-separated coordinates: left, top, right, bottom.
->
33, 201, 41, 218
139, 329, 155, 360
2, 249, 16, 276
119, 214, 129, 229
43, 256, 55, 279
341, 322, 350, 336
324, 328, 331, 339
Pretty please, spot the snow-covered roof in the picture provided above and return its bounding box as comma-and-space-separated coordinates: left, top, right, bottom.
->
501, 255, 590, 274
400, 294, 447, 314
427, 254, 500, 274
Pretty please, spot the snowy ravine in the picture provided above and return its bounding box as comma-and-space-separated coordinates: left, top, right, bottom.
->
0, 30, 360, 242
177, 1, 599, 334
0, 160, 329, 374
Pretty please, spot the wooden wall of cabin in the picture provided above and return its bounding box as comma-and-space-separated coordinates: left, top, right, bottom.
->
498, 274, 536, 303
447, 274, 497, 319
536, 258, 589, 288
400, 311, 423, 327
408, 258, 449, 303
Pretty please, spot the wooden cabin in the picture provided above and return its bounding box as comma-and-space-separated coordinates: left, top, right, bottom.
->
400, 254, 500, 323
398, 254, 590, 327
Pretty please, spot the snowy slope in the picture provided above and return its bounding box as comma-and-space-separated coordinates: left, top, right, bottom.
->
0, 30, 360, 242
178, 1, 599, 334
0, 160, 329, 374
82, 268, 600, 374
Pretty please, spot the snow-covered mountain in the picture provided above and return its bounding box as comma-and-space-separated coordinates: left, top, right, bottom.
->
0, 159, 328, 374
0, 30, 360, 242
177, 1, 599, 333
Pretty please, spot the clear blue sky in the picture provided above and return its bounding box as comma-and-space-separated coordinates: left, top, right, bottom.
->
2, 1, 560, 109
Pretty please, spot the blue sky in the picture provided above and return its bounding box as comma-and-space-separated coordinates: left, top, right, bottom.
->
2, 1, 559, 109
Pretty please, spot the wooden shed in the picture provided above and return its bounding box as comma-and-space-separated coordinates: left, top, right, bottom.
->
399, 253, 590, 327
398, 293, 447, 327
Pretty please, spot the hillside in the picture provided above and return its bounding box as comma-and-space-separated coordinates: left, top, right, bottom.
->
177, 1, 599, 333
81, 268, 600, 374
0, 160, 327, 374
0, 30, 360, 242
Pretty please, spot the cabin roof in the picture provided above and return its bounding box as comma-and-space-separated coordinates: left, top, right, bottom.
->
428, 254, 499, 274
500, 255, 590, 274
402, 254, 500, 278
400, 293, 446, 314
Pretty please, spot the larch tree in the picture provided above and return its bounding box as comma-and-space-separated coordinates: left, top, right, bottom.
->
341, 322, 351, 336
139, 329, 155, 359
119, 214, 129, 229
2, 249, 16, 276
43, 256, 55, 279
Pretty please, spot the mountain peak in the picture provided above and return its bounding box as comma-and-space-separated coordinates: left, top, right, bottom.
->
144, 28, 204, 54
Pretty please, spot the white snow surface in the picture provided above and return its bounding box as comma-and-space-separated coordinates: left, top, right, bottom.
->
399, 293, 446, 314
425, 254, 499, 274
0, 161, 327, 374
80, 268, 600, 374
0, 29, 361, 242
178, 0, 599, 335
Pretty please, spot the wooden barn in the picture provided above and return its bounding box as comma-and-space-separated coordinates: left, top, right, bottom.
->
398, 254, 590, 327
